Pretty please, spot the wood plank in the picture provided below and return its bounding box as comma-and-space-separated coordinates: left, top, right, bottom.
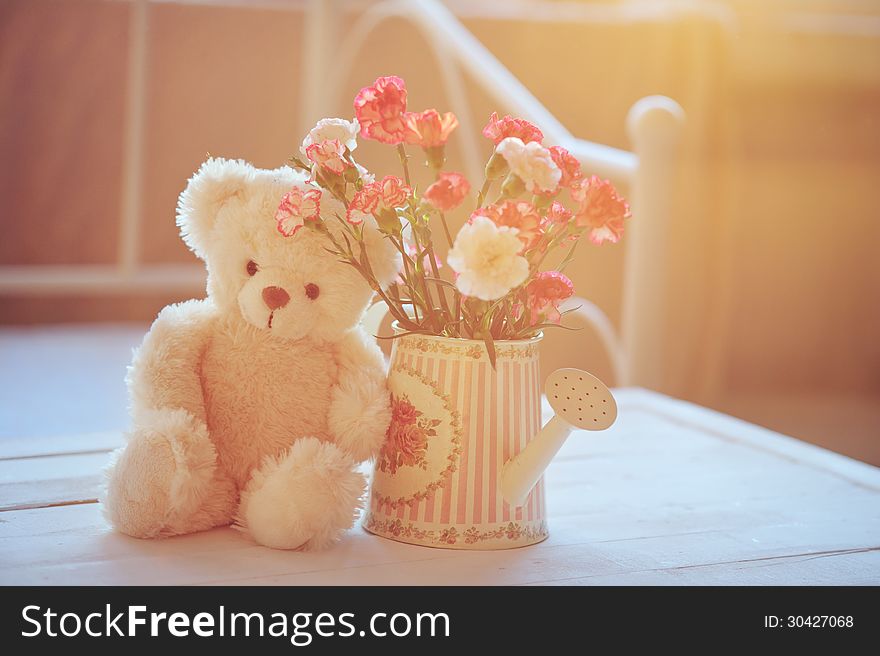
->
6, 388, 878, 515
1, 503, 876, 586
2, 408, 878, 584
208, 518, 880, 586
611, 388, 880, 489
3, 397, 879, 522
0, 431, 122, 460
0, 451, 107, 511
0, 388, 877, 584
0, 504, 463, 586
527, 550, 880, 586
0, 400, 870, 517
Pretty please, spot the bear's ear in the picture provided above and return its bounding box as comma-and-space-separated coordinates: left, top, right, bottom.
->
176, 158, 253, 259
360, 218, 403, 290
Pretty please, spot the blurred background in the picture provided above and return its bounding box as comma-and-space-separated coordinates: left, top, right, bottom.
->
1, 0, 878, 463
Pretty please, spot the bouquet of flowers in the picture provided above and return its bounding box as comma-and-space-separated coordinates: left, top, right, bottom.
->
276, 75, 630, 364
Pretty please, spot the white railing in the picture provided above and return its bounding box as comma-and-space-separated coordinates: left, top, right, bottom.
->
0, 0, 205, 296
0, 0, 684, 389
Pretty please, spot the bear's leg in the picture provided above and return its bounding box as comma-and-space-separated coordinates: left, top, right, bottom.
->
103, 408, 237, 538
237, 437, 365, 550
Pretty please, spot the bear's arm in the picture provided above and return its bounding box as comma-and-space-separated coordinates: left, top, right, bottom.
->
127, 299, 218, 425
327, 326, 392, 462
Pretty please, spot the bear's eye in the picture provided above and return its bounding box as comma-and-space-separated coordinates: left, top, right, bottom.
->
246, 260, 258, 276
305, 283, 320, 300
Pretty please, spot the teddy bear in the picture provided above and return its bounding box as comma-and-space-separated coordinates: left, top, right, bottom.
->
103, 157, 401, 550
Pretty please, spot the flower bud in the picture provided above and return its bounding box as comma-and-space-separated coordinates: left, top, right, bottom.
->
304, 218, 324, 232
484, 152, 509, 180
375, 209, 402, 235
532, 193, 553, 210
319, 172, 345, 198
343, 165, 361, 183
425, 145, 446, 170
500, 173, 525, 199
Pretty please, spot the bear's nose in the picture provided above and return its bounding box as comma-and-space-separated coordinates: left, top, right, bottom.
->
262, 286, 290, 310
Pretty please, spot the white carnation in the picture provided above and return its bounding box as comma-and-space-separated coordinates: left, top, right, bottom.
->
447, 216, 529, 301
300, 118, 360, 155
496, 137, 561, 193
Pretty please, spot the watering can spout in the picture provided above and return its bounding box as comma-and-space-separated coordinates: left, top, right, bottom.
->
500, 368, 617, 508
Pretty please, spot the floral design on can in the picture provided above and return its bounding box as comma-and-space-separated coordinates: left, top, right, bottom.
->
369, 363, 462, 509
364, 516, 548, 548
378, 394, 442, 474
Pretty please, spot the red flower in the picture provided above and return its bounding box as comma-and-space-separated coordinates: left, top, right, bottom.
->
353, 76, 409, 145
378, 394, 434, 475
423, 172, 471, 212
391, 423, 428, 470
391, 395, 421, 426
526, 271, 574, 325
545, 200, 572, 225
570, 176, 630, 245
404, 109, 459, 147
346, 175, 411, 224
549, 146, 582, 188
481, 112, 543, 145
473, 200, 544, 250
439, 528, 458, 544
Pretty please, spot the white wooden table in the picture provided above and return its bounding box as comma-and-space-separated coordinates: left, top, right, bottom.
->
1, 389, 878, 585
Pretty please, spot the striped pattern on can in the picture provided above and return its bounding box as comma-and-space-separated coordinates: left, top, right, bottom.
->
365, 333, 547, 549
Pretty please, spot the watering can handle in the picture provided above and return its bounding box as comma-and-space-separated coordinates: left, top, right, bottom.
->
501, 368, 617, 508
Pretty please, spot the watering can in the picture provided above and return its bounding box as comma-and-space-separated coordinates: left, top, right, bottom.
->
363, 328, 617, 550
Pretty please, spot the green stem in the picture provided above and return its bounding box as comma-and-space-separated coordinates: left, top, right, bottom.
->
395, 242, 421, 324
425, 242, 451, 328
325, 230, 413, 330
459, 298, 472, 338
408, 225, 443, 333
389, 233, 438, 329
501, 299, 517, 339
438, 211, 454, 248
461, 297, 481, 339
385, 283, 413, 329
526, 222, 568, 275
396, 144, 412, 187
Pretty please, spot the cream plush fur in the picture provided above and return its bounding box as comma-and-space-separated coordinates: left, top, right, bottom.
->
103, 158, 400, 550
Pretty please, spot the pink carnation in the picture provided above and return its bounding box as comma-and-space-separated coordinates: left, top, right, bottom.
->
570, 176, 630, 245
545, 200, 573, 225
346, 175, 412, 224
404, 109, 459, 147
525, 271, 574, 325
353, 76, 409, 145
275, 187, 322, 236
549, 146, 582, 188
481, 112, 544, 145
423, 172, 471, 212
473, 200, 543, 251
